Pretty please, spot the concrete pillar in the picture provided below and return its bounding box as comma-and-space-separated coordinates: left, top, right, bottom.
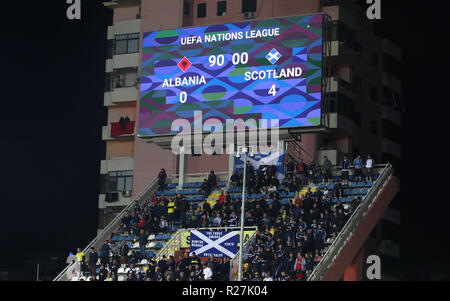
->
278, 140, 286, 178
178, 146, 187, 189
228, 144, 235, 185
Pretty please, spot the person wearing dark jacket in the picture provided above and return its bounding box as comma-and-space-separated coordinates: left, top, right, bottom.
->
119, 241, 129, 265
230, 171, 240, 187
100, 241, 110, 265
157, 168, 167, 191
322, 156, 332, 181
340, 156, 351, 183
138, 229, 148, 260
88, 247, 98, 276
98, 264, 108, 281
313, 224, 326, 251
207, 171, 217, 190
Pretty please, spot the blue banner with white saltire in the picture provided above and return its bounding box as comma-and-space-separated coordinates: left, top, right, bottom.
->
235, 150, 285, 180
189, 230, 239, 258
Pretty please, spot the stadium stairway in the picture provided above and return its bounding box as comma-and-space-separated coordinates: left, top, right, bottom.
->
307, 164, 398, 281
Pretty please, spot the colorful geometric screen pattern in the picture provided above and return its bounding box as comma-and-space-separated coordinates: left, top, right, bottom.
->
140, 14, 323, 137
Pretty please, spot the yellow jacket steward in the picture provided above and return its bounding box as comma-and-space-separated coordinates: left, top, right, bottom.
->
168, 201, 176, 214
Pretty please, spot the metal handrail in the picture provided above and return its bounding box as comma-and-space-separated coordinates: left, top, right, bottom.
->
170, 171, 229, 178
156, 230, 182, 261
53, 176, 159, 281
230, 230, 257, 280
307, 163, 393, 281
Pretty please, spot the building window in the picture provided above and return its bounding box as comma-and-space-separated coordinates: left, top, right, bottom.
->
242, 0, 257, 13
217, 1, 227, 16
197, 3, 207, 18
114, 33, 140, 55
370, 121, 378, 136
382, 53, 402, 79
352, 110, 361, 127
330, 21, 339, 41
113, 67, 138, 88
370, 86, 379, 102
106, 40, 114, 59
382, 119, 402, 143
108, 170, 133, 192
353, 76, 362, 93
105, 72, 113, 92
371, 53, 379, 67
183, 0, 190, 16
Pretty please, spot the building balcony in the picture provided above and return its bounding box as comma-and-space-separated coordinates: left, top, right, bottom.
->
381, 105, 401, 127
103, 0, 141, 10
98, 192, 133, 208
107, 19, 141, 39
328, 112, 356, 134
100, 156, 134, 174
104, 86, 138, 106
317, 148, 346, 166
382, 72, 401, 92
381, 138, 401, 159
102, 121, 135, 141
326, 77, 356, 98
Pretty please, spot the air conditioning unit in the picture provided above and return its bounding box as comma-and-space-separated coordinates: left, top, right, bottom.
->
244, 12, 254, 19
221, 12, 226, 16
122, 190, 132, 197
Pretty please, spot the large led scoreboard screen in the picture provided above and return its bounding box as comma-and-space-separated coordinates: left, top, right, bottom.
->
139, 14, 323, 137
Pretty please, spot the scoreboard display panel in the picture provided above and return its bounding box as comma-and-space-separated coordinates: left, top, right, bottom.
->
139, 14, 323, 137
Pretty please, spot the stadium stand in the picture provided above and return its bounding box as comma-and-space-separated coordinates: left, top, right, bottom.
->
55, 160, 391, 281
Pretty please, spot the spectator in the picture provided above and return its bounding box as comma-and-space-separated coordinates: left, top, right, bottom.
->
365, 155, 375, 182
263, 271, 274, 281
160, 216, 169, 232
138, 229, 148, 260
207, 171, 217, 191
286, 158, 296, 177
87, 247, 98, 277
167, 198, 176, 225
297, 159, 307, 183
98, 264, 108, 281
353, 155, 363, 182
119, 241, 129, 266
158, 168, 167, 191
307, 160, 317, 185
340, 156, 351, 184
294, 252, 306, 280
203, 264, 213, 280
100, 241, 110, 265
201, 179, 210, 197
75, 248, 85, 277
104, 272, 113, 281
322, 156, 332, 181
230, 171, 240, 187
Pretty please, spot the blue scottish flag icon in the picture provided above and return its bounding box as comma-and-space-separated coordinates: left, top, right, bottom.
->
266, 48, 281, 64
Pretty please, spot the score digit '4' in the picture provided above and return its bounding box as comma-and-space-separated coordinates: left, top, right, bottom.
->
269, 84, 277, 96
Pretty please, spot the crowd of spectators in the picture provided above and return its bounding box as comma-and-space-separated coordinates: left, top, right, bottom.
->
71, 154, 375, 281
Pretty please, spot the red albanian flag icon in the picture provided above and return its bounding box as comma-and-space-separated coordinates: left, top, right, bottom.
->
177, 57, 192, 72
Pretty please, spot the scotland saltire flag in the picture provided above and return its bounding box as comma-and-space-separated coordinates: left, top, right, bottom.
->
189, 230, 239, 258
266, 48, 281, 64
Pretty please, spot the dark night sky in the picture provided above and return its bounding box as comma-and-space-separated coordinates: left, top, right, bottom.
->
1, 1, 448, 280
